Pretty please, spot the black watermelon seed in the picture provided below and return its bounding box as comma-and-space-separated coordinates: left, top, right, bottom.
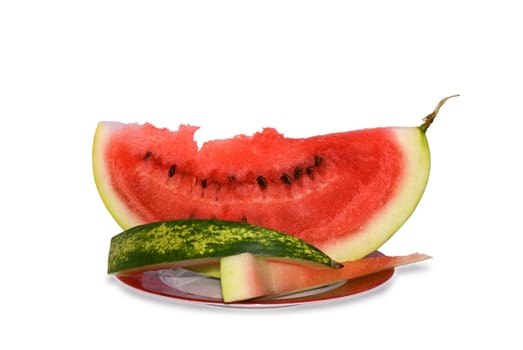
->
144, 151, 152, 160
314, 155, 323, 166
169, 164, 176, 177
201, 179, 207, 188
294, 167, 303, 180
228, 175, 236, 182
280, 173, 292, 185
256, 176, 267, 189
306, 166, 314, 175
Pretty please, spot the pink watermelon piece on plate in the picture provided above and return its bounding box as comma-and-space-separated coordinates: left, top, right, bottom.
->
220, 252, 431, 302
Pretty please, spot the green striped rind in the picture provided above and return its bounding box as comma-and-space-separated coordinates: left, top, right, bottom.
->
108, 219, 341, 274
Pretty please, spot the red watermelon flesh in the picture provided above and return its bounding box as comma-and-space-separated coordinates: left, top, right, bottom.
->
93, 121, 431, 262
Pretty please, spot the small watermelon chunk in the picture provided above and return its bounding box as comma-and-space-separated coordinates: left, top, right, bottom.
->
93, 97, 457, 262
220, 252, 431, 303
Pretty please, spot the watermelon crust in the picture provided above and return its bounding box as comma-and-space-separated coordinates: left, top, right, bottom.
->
107, 219, 341, 275
93, 122, 431, 262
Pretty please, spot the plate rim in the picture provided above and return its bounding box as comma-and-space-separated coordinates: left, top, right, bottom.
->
114, 257, 395, 308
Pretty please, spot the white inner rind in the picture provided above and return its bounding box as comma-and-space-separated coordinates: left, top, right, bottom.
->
322, 127, 430, 261
93, 122, 144, 229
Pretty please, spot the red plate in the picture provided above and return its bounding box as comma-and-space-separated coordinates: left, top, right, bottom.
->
115, 253, 394, 308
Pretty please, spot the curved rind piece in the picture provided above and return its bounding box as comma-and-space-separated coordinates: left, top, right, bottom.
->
108, 219, 340, 274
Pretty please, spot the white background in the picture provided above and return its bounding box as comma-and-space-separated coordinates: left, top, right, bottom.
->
1, 1, 521, 349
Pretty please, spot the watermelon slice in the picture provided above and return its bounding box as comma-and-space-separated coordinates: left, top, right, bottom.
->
93, 96, 457, 262
220, 252, 431, 302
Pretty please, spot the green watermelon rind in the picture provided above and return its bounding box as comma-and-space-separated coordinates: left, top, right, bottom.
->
107, 219, 341, 274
